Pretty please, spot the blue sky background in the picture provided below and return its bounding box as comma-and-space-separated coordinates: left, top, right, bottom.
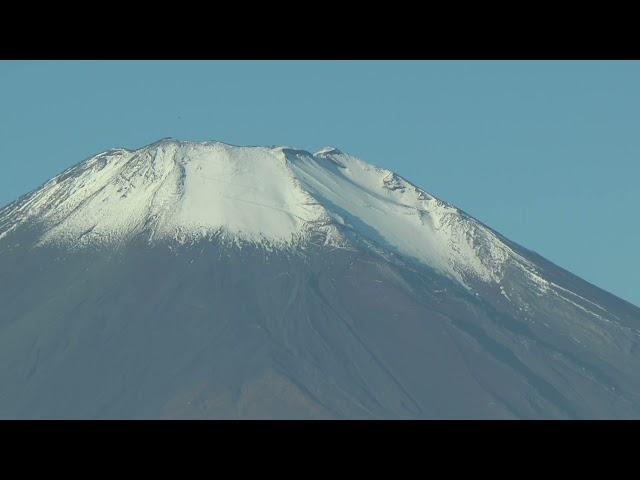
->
1, 60, 638, 306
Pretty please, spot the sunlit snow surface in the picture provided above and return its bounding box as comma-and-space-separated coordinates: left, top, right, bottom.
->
1, 139, 639, 419
1, 139, 533, 287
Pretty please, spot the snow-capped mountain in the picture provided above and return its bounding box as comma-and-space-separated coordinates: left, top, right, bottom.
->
1, 139, 639, 419
1, 139, 532, 286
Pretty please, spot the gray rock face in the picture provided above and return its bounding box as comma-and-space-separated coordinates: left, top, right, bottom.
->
1, 140, 639, 419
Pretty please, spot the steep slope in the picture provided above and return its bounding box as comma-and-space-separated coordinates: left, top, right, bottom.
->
0, 139, 639, 419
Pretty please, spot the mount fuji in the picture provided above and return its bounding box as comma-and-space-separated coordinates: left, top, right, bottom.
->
1, 138, 639, 419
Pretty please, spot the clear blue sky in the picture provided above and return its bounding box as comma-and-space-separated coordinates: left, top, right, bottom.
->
1, 60, 638, 306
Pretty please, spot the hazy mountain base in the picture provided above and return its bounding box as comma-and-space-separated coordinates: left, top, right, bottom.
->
1, 230, 639, 419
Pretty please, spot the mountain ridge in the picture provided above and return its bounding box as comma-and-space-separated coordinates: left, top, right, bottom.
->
1, 139, 639, 419
0, 139, 529, 289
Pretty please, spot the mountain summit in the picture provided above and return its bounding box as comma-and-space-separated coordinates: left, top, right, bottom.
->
1, 139, 532, 287
1, 139, 639, 419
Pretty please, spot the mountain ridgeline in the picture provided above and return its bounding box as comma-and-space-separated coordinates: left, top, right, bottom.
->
0, 139, 639, 419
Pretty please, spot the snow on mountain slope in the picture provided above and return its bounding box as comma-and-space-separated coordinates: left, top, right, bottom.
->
0, 139, 528, 287
0, 141, 331, 248
293, 147, 522, 284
